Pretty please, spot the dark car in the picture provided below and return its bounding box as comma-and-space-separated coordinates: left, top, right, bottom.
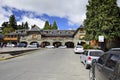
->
17, 43, 27, 47
109, 48, 120, 51
89, 48, 120, 80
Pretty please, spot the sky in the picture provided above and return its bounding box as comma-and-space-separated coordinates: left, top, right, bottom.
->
0, 0, 120, 30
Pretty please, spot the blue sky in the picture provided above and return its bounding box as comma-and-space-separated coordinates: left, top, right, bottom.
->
0, 0, 120, 30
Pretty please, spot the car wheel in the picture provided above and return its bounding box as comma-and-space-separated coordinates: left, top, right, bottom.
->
85, 64, 90, 69
89, 68, 96, 80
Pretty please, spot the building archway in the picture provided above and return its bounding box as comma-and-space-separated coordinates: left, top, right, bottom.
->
30, 41, 39, 45
30, 41, 39, 47
41, 41, 50, 48
12, 41, 17, 46
53, 42, 62, 48
65, 42, 74, 48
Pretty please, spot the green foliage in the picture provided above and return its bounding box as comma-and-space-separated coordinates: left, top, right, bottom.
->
51, 20, 58, 30
43, 21, 51, 30
1, 22, 9, 29
84, 0, 120, 40
24, 22, 29, 29
2, 26, 14, 34
17, 22, 29, 30
83, 44, 93, 49
43, 20, 58, 30
9, 15, 17, 30
1, 15, 30, 34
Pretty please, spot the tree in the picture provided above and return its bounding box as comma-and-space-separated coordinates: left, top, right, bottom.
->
24, 22, 29, 29
84, 0, 120, 40
2, 26, 14, 34
1, 21, 14, 34
1, 22, 9, 30
9, 15, 17, 30
17, 22, 29, 30
51, 20, 58, 30
84, 0, 120, 49
43, 21, 51, 30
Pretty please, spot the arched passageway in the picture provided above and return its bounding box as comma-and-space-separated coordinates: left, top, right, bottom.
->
30, 41, 39, 47
12, 41, 17, 46
41, 41, 50, 48
30, 41, 39, 45
53, 42, 62, 48
65, 42, 74, 48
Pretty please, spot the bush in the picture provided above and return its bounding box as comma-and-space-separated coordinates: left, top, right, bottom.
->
83, 44, 93, 49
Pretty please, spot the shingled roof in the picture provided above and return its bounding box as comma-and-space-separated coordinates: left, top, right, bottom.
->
41, 30, 75, 37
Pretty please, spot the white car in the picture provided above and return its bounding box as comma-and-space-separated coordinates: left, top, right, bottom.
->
27, 44, 38, 48
58, 46, 67, 48
74, 45, 84, 54
80, 49, 104, 69
6, 43, 15, 47
45, 45, 54, 48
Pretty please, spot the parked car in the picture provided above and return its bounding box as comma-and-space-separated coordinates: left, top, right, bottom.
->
74, 45, 84, 54
45, 45, 54, 48
17, 43, 26, 47
6, 43, 15, 47
109, 48, 120, 51
80, 49, 104, 69
58, 45, 67, 48
89, 48, 120, 80
27, 44, 38, 48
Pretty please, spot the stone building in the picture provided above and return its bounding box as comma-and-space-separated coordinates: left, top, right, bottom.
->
4, 26, 86, 48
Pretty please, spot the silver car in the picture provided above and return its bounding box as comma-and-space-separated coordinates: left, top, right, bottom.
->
80, 49, 104, 69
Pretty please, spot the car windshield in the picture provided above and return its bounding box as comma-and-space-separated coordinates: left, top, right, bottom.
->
90, 51, 103, 57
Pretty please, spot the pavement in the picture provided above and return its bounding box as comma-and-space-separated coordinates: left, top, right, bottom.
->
0, 47, 39, 60
0, 48, 89, 80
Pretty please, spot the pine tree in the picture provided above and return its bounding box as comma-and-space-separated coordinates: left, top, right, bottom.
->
9, 15, 17, 30
84, 0, 120, 40
1, 22, 9, 29
24, 22, 29, 29
51, 20, 58, 30
43, 21, 51, 30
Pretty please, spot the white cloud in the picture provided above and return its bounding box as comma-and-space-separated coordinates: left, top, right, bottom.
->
18, 16, 45, 29
1, 0, 88, 26
1, 0, 120, 28
0, 0, 12, 26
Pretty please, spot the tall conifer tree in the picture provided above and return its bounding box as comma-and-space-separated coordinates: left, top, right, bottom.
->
9, 15, 17, 30
52, 20, 58, 30
84, 0, 120, 40
43, 21, 51, 30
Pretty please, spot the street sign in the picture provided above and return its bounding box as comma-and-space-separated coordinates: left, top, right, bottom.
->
98, 35, 104, 42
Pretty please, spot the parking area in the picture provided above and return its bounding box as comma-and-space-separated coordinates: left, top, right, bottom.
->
0, 48, 89, 80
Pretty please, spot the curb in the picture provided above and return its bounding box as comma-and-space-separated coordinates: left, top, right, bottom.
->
0, 48, 40, 61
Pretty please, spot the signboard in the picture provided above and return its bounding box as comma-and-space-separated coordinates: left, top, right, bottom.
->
98, 35, 104, 42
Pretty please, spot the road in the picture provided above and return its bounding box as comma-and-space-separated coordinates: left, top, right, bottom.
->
0, 48, 89, 80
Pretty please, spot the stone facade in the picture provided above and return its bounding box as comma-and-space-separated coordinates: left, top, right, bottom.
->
4, 26, 86, 48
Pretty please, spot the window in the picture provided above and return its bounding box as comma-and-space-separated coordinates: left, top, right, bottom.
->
105, 54, 119, 70
84, 51, 88, 56
90, 51, 103, 57
98, 54, 108, 65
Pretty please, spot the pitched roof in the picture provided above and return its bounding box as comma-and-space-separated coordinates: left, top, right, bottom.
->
41, 30, 75, 37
